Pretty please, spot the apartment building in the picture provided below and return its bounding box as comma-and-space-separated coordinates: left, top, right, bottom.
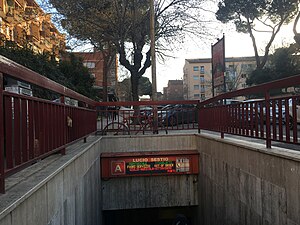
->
0, 0, 65, 58
183, 56, 257, 101
73, 50, 118, 99
163, 80, 184, 100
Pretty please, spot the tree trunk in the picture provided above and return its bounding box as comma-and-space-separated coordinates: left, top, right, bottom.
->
130, 72, 140, 102
293, 11, 300, 45
130, 71, 141, 124
102, 57, 108, 102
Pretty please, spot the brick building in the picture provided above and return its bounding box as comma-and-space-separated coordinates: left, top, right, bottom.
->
73, 50, 118, 100
163, 80, 184, 100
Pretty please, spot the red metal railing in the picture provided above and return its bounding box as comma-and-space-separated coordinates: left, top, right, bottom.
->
96, 100, 199, 135
198, 74, 300, 148
0, 56, 97, 193
2, 53, 300, 193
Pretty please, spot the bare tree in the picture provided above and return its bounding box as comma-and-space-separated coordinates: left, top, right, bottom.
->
45, 0, 213, 102
293, 2, 300, 45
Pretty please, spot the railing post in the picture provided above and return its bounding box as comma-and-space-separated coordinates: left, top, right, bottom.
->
60, 95, 66, 155
198, 103, 200, 134
0, 73, 5, 193
152, 105, 158, 134
265, 91, 271, 148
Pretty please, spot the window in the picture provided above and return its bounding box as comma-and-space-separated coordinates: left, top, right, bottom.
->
200, 85, 205, 92
200, 76, 205, 83
194, 94, 200, 98
193, 75, 199, 80
194, 85, 199, 90
241, 64, 254, 72
201, 94, 206, 100
83, 62, 96, 68
193, 66, 199, 71
200, 66, 205, 74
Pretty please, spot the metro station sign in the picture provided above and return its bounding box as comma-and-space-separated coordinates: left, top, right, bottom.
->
101, 150, 199, 179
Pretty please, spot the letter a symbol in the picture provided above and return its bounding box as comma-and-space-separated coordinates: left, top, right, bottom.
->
111, 161, 125, 175
115, 165, 122, 173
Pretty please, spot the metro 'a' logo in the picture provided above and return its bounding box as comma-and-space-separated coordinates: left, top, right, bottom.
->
111, 161, 125, 175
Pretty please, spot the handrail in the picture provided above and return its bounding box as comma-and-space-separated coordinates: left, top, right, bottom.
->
197, 74, 300, 149
0, 55, 97, 194
0, 55, 96, 106
200, 74, 300, 106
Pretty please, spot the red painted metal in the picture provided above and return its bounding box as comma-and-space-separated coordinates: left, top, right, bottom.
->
5, 96, 13, 169
0, 73, 4, 193
265, 92, 271, 148
21, 99, 28, 163
14, 97, 21, 166
97, 102, 200, 134
197, 75, 300, 148
0, 58, 97, 192
28, 100, 34, 160
101, 150, 199, 179
0, 56, 95, 107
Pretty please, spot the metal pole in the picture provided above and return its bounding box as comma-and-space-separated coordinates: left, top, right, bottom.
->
150, 0, 157, 100
265, 91, 271, 148
223, 34, 226, 94
150, 0, 158, 133
0, 73, 5, 193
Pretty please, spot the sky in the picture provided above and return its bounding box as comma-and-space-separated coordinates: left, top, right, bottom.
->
37, 0, 298, 93
150, 23, 297, 92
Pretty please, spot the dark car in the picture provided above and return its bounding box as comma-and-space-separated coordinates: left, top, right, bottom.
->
161, 104, 198, 126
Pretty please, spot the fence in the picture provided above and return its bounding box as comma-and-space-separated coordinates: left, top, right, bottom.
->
0, 56, 97, 193
198, 74, 300, 148
96, 74, 300, 149
96, 100, 199, 135
1, 53, 300, 193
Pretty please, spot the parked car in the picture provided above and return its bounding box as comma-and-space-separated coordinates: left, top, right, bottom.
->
282, 98, 300, 129
241, 99, 281, 124
222, 99, 242, 105
160, 104, 198, 126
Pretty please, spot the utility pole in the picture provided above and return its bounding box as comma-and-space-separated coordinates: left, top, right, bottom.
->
150, 0, 158, 134
150, 0, 157, 101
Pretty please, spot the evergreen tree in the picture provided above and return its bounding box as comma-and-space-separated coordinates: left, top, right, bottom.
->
0, 41, 97, 100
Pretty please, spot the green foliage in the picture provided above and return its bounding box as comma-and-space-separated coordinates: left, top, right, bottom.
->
119, 76, 152, 99
48, 0, 207, 101
216, 0, 297, 32
138, 76, 152, 96
58, 53, 98, 99
0, 42, 97, 100
247, 47, 300, 86
216, 0, 298, 69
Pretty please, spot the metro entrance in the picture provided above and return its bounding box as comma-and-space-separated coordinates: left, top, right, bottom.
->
102, 206, 197, 225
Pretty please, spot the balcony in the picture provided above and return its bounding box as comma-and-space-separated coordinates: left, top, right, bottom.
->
24, 6, 37, 20
15, 0, 25, 8
6, 6, 14, 17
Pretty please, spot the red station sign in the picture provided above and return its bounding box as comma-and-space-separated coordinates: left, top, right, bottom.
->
101, 150, 199, 179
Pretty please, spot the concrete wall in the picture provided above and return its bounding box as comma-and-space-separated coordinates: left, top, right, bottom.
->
0, 136, 102, 225
99, 134, 197, 153
196, 134, 300, 225
99, 134, 198, 210
2, 133, 300, 225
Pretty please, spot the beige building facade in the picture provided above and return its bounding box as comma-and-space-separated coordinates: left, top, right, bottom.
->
183, 56, 257, 101
0, 0, 65, 59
